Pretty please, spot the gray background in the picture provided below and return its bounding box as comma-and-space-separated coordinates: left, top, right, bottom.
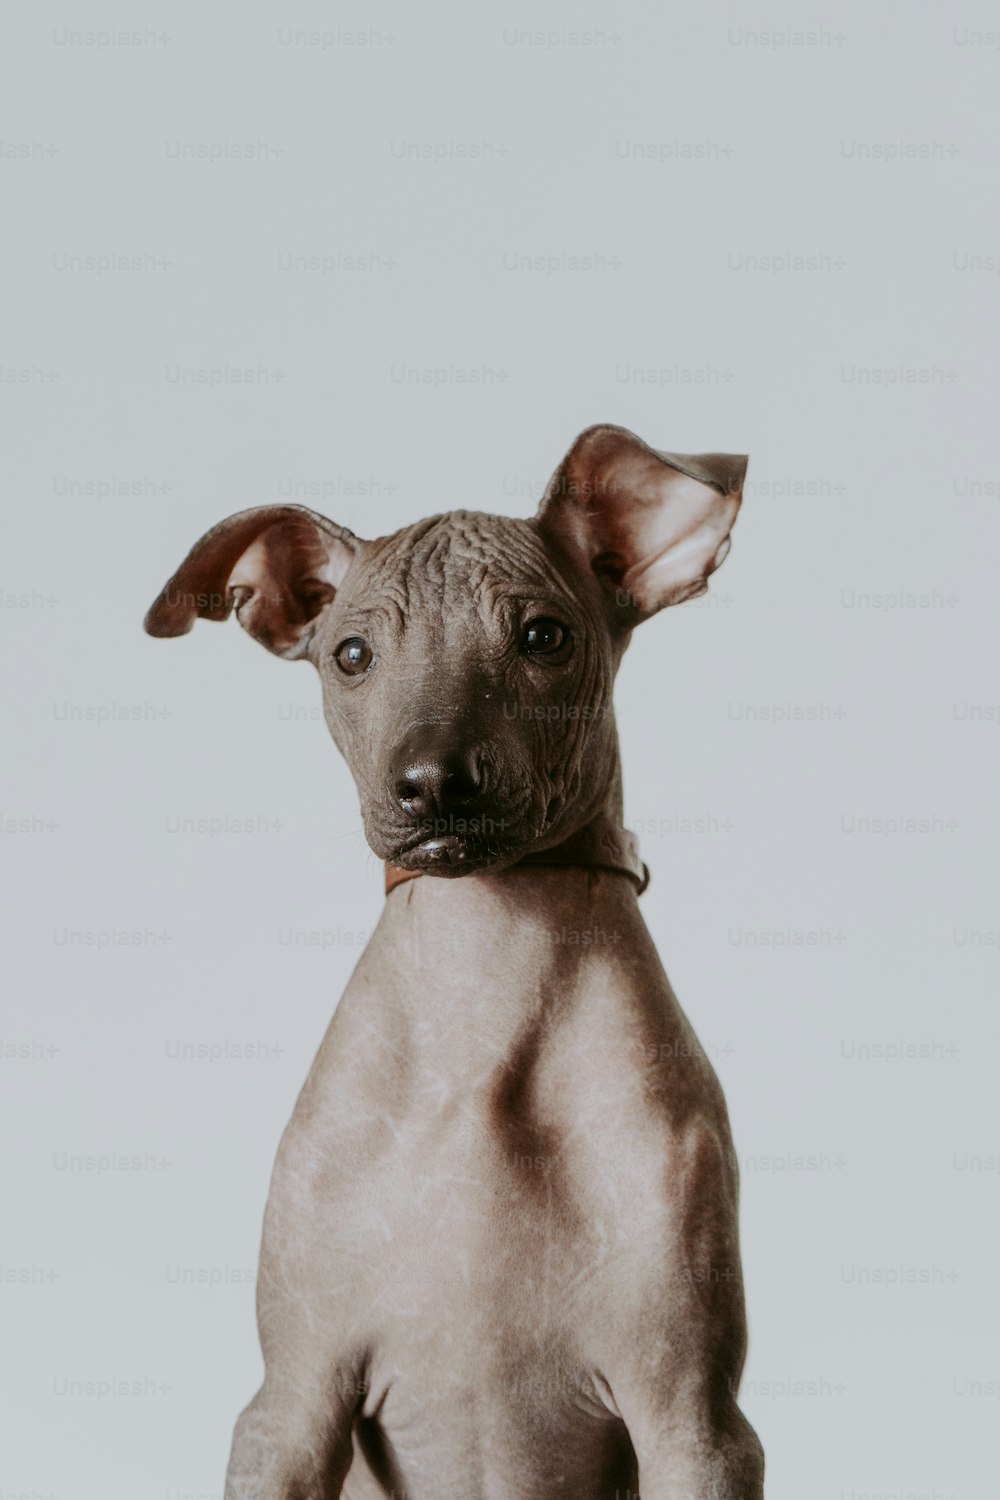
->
3, 1, 998, 1496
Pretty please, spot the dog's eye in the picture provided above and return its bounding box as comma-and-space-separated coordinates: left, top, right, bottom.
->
521, 618, 569, 656
335, 637, 373, 675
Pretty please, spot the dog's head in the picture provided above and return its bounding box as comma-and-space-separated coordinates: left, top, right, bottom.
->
145, 425, 746, 875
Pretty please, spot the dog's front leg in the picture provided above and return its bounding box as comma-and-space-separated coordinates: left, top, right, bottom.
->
622, 1400, 765, 1500
223, 1383, 354, 1500
601, 1124, 765, 1499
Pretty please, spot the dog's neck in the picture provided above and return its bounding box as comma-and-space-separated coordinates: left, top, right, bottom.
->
362, 840, 657, 1074
363, 781, 655, 1070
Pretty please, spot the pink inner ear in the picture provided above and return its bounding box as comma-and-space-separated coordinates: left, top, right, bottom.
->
227, 534, 277, 595
616, 474, 742, 613
225, 524, 355, 659
145, 504, 358, 652
572, 448, 740, 615
538, 426, 745, 620
314, 537, 356, 591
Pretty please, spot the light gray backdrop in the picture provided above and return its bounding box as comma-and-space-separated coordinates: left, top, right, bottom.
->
3, 2, 998, 1496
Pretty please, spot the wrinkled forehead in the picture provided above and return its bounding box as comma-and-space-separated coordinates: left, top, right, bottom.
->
340, 511, 578, 628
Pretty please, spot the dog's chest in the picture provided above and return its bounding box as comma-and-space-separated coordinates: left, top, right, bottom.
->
347, 1062, 616, 1328
261, 964, 720, 1498
289, 1008, 637, 1344
291, 965, 696, 1339
336, 1085, 636, 1497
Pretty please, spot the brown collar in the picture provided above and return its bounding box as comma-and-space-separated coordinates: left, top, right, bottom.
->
385, 817, 650, 898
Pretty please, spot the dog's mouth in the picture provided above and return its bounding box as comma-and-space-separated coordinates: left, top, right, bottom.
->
392, 830, 524, 877
385, 808, 534, 877
395, 833, 491, 874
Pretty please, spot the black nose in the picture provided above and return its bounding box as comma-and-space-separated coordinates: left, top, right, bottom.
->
393, 743, 484, 821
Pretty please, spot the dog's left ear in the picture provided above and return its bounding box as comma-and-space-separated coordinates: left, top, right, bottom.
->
536, 424, 747, 623
144, 505, 359, 659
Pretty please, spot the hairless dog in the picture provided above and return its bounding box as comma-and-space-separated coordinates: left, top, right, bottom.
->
146, 423, 763, 1500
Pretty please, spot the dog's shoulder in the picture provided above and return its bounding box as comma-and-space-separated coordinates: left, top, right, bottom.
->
546, 954, 729, 1116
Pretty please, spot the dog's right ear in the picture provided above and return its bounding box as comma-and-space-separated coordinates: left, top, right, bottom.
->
144, 506, 359, 659
537, 424, 746, 624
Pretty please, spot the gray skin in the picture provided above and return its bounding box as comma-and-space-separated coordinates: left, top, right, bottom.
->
145, 425, 764, 1500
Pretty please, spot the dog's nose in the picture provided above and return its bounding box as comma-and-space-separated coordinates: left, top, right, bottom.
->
393, 745, 484, 820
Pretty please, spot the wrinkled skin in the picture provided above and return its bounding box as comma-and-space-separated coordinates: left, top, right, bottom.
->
318, 511, 625, 873
145, 426, 764, 1500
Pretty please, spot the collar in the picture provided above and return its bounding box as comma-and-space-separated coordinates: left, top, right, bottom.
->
385, 816, 650, 898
